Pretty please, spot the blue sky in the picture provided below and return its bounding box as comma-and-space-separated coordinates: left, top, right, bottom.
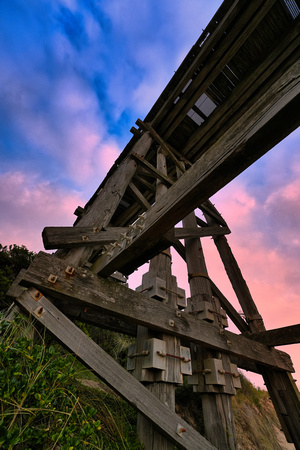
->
0, 0, 299, 389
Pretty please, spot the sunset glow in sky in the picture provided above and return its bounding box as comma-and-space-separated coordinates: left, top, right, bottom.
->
0, 0, 299, 389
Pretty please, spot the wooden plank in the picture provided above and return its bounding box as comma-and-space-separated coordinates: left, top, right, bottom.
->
128, 182, 151, 210
90, 62, 300, 276
15, 288, 216, 450
246, 324, 300, 347
183, 19, 300, 159
157, 0, 277, 140
53, 299, 137, 336
200, 200, 228, 227
20, 252, 294, 372
130, 153, 174, 187
213, 235, 265, 332
42, 226, 129, 250
136, 119, 186, 173
149, 0, 243, 127
210, 280, 250, 333
173, 226, 230, 239
260, 368, 300, 446
185, 22, 300, 161
56, 131, 153, 267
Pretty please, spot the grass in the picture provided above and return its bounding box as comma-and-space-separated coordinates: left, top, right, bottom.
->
0, 313, 142, 449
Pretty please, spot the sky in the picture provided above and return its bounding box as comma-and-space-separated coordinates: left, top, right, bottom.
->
0, 0, 299, 390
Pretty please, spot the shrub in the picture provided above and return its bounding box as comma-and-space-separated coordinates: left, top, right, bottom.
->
0, 314, 141, 449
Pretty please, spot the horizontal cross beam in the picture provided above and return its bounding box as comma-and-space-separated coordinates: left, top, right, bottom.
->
246, 324, 300, 347
19, 252, 294, 372
42, 226, 129, 250
173, 226, 230, 239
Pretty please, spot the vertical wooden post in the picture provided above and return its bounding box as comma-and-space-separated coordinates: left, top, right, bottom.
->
136, 148, 182, 450
213, 234, 300, 447
183, 212, 237, 449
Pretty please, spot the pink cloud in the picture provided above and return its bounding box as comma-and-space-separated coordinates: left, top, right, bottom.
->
0, 171, 85, 253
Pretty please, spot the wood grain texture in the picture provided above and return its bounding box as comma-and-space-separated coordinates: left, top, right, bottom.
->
91, 61, 300, 276
16, 288, 216, 450
19, 252, 294, 372
246, 324, 300, 347
43, 227, 129, 249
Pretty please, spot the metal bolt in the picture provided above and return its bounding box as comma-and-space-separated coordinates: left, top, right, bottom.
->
176, 424, 187, 436
169, 319, 175, 327
48, 274, 57, 284
65, 266, 75, 276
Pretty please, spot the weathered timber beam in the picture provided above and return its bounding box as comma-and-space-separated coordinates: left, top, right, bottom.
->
127, 182, 151, 210
16, 288, 216, 450
42, 226, 129, 250
245, 324, 300, 347
173, 226, 230, 239
6, 271, 136, 335
90, 61, 300, 276
149, 0, 243, 127
200, 200, 228, 227
210, 280, 250, 334
136, 119, 186, 172
195, 215, 208, 228
157, 0, 278, 139
53, 299, 137, 336
133, 174, 157, 193
20, 252, 294, 372
130, 153, 174, 187
57, 132, 153, 267
183, 15, 300, 158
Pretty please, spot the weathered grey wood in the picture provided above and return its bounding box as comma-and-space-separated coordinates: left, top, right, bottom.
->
130, 153, 174, 187
43, 226, 129, 250
212, 234, 265, 332
183, 16, 299, 158
91, 62, 300, 276
57, 131, 153, 267
157, 0, 278, 139
53, 299, 137, 336
19, 252, 294, 372
136, 119, 185, 173
246, 324, 300, 347
5, 269, 27, 301
183, 211, 237, 449
149, 0, 243, 127
135, 149, 180, 450
260, 369, 300, 447
200, 200, 228, 227
128, 182, 151, 210
15, 288, 216, 450
173, 226, 230, 239
210, 280, 249, 333
133, 174, 157, 193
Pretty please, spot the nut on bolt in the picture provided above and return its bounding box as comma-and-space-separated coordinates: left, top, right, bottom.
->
48, 274, 57, 284
65, 266, 75, 276
176, 423, 187, 436
34, 291, 43, 301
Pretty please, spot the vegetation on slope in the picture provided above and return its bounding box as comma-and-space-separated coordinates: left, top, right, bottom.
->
0, 314, 142, 449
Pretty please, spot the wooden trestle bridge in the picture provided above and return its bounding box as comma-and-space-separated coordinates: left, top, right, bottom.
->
6, 0, 300, 448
